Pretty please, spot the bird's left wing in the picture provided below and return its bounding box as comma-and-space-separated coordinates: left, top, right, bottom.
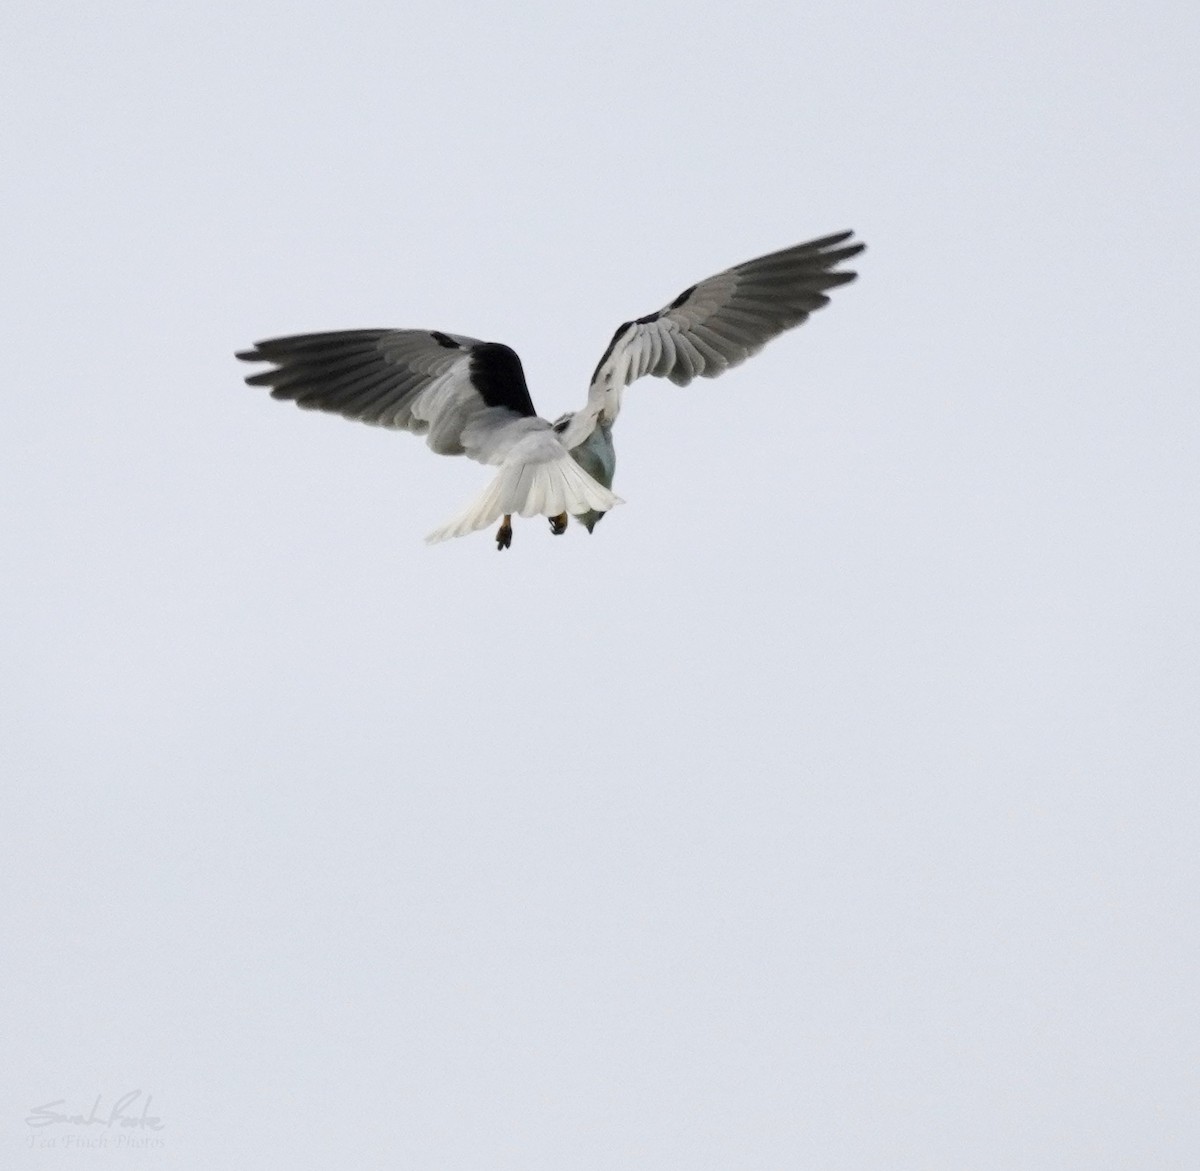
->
236, 329, 539, 464
579, 231, 865, 436
237, 328, 619, 542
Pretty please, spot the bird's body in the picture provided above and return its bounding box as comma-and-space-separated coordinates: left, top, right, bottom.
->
237, 231, 865, 548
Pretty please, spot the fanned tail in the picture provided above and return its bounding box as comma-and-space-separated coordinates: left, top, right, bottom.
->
426, 451, 622, 544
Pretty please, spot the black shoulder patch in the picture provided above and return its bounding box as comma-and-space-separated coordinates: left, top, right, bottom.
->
628, 285, 694, 329
469, 342, 536, 417
430, 331, 460, 348
590, 321, 634, 384
669, 283, 696, 310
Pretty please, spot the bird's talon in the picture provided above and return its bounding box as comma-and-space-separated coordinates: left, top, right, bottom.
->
495, 515, 513, 550
548, 512, 568, 535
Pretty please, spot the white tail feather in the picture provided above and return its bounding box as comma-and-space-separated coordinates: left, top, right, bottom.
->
426, 450, 622, 544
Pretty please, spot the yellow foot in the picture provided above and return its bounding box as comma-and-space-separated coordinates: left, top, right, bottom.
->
495, 515, 513, 551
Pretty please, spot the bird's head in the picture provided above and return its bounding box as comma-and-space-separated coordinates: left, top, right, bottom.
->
561, 417, 616, 533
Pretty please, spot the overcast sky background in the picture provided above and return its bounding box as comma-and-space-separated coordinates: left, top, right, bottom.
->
3, 1, 1198, 1168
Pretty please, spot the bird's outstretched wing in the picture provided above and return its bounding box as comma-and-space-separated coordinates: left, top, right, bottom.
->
582, 231, 865, 430
237, 328, 619, 541
236, 329, 540, 464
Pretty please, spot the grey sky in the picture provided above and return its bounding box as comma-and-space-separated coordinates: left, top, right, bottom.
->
3, 1, 1198, 1167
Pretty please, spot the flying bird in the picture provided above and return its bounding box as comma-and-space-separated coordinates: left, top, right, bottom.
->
237, 230, 865, 549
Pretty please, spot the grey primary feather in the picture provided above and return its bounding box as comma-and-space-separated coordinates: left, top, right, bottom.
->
236, 329, 538, 461
587, 231, 864, 422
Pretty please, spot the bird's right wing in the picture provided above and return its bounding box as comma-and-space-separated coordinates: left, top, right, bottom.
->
236, 329, 541, 464
582, 231, 865, 431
